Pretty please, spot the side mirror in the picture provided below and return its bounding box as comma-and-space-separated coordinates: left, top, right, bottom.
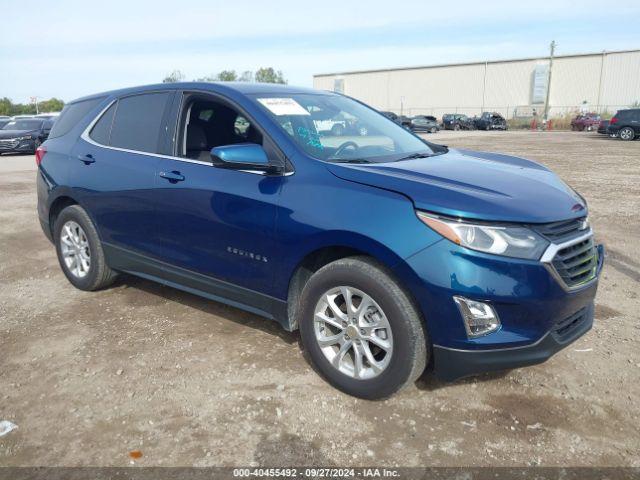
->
210, 143, 281, 174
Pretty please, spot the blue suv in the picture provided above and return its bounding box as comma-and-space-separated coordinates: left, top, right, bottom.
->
37, 83, 604, 399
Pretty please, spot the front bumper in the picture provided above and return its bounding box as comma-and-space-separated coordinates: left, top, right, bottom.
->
394, 237, 604, 381
433, 302, 594, 381
0, 138, 36, 154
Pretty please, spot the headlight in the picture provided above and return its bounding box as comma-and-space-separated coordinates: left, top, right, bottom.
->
417, 211, 549, 260
18, 135, 33, 141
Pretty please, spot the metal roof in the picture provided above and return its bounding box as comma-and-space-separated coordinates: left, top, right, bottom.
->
313, 48, 640, 78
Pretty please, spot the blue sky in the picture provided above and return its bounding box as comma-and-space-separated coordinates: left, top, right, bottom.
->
1, 0, 639, 103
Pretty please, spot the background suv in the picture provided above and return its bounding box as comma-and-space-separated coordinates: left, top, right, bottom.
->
37, 83, 603, 399
0, 117, 54, 154
607, 109, 640, 140
442, 113, 475, 130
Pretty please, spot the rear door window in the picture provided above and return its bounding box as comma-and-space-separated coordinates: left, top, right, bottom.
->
48, 97, 105, 139
109, 92, 172, 153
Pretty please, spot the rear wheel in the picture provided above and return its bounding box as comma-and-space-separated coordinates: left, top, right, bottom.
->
619, 127, 635, 141
298, 257, 428, 399
54, 205, 118, 291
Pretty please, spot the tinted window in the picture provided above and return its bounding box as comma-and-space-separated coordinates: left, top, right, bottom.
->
48, 97, 104, 139
89, 103, 116, 145
2, 119, 44, 130
110, 92, 171, 153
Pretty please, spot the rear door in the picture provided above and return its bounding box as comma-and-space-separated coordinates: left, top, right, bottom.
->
70, 91, 175, 259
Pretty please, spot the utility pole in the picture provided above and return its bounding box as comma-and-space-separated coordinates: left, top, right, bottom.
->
30, 96, 40, 114
543, 40, 556, 121
481, 60, 488, 113
596, 50, 606, 112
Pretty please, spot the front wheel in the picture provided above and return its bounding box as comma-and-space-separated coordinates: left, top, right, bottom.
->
298, 257, 428, 399
54, 205, 118, 291
619, 127, 635, 141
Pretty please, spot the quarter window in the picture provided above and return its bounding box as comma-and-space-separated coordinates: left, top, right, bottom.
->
89, 103, 117, 145
109, 92, 172, 153
48, 97, 104, 139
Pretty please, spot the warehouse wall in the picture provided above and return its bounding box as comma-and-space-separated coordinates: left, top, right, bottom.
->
313, 50, 640, 119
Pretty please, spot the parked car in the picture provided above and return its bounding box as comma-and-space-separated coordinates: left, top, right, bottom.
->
397, 115, 412, 129
380, 111, 398, 123
597, 120, 617, 137
315, 112, 368, 136
571, 113, 601, 131
37, 82, 603, 399
442, 113, 475, 130
474, 112, 507, 130
0, 119, 10, 129
607, 109, 640, 141
0, 117, 54, 154
597, 120, 609, 134
410, 115, 439, 133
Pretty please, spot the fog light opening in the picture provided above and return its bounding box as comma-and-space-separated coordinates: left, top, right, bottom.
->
453, 296, 501, 338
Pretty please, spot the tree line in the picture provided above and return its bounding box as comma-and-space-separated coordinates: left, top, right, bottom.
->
163, 67, 286, 84
0, 97, 65, 116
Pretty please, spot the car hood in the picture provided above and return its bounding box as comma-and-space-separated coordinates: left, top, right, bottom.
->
0, 129, 37, 139
326, 148, 586, 223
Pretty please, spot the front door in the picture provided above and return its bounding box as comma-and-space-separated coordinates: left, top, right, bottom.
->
154, 93, 284, 297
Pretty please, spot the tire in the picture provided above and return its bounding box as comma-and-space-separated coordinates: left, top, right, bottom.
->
54, 205, 118, 291
298, 256, 428, 399
453, 124, 460, 131
618, 127, 635, 141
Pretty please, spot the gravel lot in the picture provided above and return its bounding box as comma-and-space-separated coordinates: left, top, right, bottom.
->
0, 130, 638, 467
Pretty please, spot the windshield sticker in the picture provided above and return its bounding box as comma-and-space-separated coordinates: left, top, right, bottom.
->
258, 98, 310, 116
296, 126, 324, 150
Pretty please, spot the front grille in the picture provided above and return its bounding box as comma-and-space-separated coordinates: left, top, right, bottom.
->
533, 217, 587, 243
553, 307, 588, 340
552, 237, 598, 287
0, 139, 19, 150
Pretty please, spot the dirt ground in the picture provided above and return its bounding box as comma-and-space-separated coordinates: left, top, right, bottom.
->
0, 130, 638, 467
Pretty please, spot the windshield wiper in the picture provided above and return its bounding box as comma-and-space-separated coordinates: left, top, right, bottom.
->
331, 158, 372, 164
397, 152, 434, 161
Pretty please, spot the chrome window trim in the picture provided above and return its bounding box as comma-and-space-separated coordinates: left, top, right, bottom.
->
539, 229, 598, 292
80, 98, 292, 175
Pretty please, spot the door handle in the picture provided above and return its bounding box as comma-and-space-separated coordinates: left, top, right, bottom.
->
77, 154, 95, 164
159, 171, 185, 182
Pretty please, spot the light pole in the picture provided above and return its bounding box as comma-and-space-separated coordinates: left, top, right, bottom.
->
30, 96, 40, 115
543, 41, 556, 121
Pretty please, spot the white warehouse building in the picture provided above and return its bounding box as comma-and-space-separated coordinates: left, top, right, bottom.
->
313, 49, 640, 120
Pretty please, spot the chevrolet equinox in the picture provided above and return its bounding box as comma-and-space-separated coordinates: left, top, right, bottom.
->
37, 83, 604, 399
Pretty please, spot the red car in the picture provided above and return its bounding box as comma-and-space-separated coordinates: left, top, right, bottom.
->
571, 113, 601, 131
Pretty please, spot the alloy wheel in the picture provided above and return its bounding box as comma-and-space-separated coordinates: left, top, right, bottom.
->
619, 128, 634, 140
313, 286, 393, 380
60, 221, 91, 278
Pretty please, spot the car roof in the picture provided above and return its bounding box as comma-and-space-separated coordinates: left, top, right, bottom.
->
68, 82, 328, 105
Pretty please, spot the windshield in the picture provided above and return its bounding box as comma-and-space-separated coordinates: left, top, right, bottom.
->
252, 94, 435, 163
2, 120, 43, 130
